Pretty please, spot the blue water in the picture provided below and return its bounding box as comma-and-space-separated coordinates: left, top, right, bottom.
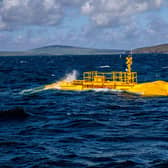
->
0, 54, 168, 168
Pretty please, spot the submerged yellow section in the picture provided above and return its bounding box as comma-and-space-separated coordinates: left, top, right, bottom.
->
127, 80, 168, 96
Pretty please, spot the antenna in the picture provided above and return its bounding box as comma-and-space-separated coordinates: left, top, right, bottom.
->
130, 48, 133, 56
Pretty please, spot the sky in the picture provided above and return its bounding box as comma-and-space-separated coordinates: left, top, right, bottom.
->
0, 0, 168, 51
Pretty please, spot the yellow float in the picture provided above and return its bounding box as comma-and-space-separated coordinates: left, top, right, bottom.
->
44, 56, 168, 97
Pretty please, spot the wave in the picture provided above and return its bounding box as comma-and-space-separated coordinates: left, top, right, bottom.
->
99, 65, 111, 68
162, 66, 168, 69
60, 119, 106, 129
20, 60, 27, 64
0, 107, 30, 120
20, 70, 78, 95
20, 86, 46, 95
150, 160, 168, 168
92, 88, 123, 93
0, 140, 26, 147
61, 70, 78, 82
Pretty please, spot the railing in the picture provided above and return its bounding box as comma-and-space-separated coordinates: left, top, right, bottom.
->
83, 71, 137, 83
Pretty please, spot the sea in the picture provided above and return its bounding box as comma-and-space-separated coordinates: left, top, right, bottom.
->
0, 54, 168, 168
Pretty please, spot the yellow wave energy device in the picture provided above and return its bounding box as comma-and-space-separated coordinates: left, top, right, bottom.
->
45, 56, 168, 97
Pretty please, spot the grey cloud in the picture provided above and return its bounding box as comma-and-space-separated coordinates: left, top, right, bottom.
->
0, 0, 167, 50
81, 0, 164, 27
0, 0, 165, 30
0, 0, 86, 30
0, 0, 64, 30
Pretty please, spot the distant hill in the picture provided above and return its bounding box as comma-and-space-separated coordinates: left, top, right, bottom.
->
1, 43, 168, 56
133, 44, 168, 54
30, 45, 127, 55
0, 45, 128, 56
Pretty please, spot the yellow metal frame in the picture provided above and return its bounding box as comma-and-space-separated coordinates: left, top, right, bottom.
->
83, 71, 137, 83
76, 55, 138, 89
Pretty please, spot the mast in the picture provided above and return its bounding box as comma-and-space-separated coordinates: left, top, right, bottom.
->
126, 55, 132, 73
126, 53, 133, 83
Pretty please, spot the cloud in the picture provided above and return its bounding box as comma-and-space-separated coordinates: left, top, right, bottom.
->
0, 0, 85, 30
0, 0, 64, 30
81, 0, 164, 27
0, 0, 167, 50
0, 0, 165, 30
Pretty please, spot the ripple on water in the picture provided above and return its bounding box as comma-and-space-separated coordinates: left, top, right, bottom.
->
0, 55, 168, 168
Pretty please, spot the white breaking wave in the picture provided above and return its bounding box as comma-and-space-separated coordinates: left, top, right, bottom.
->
20, 70, 78, 95
162, 66, 168, 69
62, 70, 78, 82
19, 86, 45, 95
99, 65, 110, 68
92, 88, 123, 93
20, 60, 27, 64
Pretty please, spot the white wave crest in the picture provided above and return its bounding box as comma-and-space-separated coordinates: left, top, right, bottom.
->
92, 88, 123, 93
162, 66, 168, 69
99, 65, 110, 68
62, 70, 78, 82
19, 86, 45, 95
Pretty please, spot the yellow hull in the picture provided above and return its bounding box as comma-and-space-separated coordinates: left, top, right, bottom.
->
44, 56, 168, 97
45, 80, 168, 97
22, 56, 168, 97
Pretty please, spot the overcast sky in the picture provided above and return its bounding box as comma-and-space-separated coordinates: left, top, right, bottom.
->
0, 0, 167, 51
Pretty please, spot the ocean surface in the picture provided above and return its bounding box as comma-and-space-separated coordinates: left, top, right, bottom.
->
0, 54, 168, 168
